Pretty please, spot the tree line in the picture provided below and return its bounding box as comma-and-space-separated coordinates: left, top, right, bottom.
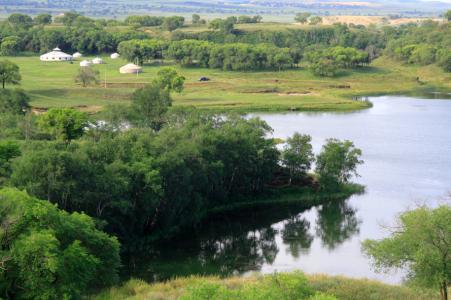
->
118, 39, 301, 71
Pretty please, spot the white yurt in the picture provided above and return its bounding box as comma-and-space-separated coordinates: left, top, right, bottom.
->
73, 52, 83, 59
111, 53, 120, 59
40, 47, 73, 62
120, 63, 142, 74
92, 57, 105, 64
80, 60, 92, 67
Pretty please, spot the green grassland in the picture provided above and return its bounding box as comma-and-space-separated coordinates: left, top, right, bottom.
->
7, 55, 451, 113
92, 273, 438, 300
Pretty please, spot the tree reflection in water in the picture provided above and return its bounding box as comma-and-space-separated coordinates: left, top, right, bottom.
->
281, 217, 314, 258
315, 200, 361, 250
124, 198, 361, 282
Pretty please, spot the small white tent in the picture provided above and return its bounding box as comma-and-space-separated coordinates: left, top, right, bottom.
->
120, 63, 142, 74
92, 57, 105, 64
111, 53, 120, 59
80, 60, 92, 67
40, 47, 73, 62
73, 52, 83, 59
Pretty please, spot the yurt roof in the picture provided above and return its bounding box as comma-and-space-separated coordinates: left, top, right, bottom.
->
40, 48, 72, 58
120, 63, 141, 70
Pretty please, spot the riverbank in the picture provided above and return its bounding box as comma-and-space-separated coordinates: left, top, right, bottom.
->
7, 56, 450, 114
92, 272, 438, 300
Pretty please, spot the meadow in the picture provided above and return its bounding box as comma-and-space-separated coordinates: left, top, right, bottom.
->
8, 54, 450, 114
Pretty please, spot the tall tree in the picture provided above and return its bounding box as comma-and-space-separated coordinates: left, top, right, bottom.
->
282, 133, 314, 183
38, 108, 89, 143
295, 12, 311, 24
74, 67, 100, 87
363, 205, 451, 300
0, 60, 21, 89
315, 139, 363, 190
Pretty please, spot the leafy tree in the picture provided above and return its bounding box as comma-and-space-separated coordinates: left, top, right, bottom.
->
209, 18, 235, 33
315, 139, 363, 190
7, 13, 33, 30
0, 36, 20, 56
162, 16, 185, 31
0, 60, 21, 89
437, 49, 451, 72
34, 13, 52, 25
445, 10, 451, 21
0, 140, 20, 185
0, 88, 30, 115
362, 205, 451, 300
75, 67, 100, 87
131, 83, 172, 130
38, 108, 89, 143
282, 133, 314, 183
192, 14, 201, 25
154, 67, 185, 93
295, 13, 311, 24
0, 188, 120, 299
310, 58, 339, 77
55, 11, 81, 26
309, 16, 323, 25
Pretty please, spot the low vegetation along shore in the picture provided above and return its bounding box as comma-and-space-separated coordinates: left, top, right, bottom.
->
93, 272, 438, 300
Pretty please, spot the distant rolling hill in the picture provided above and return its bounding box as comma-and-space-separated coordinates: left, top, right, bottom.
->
1, 0, 450, 17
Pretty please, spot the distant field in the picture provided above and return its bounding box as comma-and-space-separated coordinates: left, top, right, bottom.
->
6, 55, 450, 113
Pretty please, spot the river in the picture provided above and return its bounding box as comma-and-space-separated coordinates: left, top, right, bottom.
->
124, 95, 451, 284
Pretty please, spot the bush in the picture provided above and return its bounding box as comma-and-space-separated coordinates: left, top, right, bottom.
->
0, 188, 121, 299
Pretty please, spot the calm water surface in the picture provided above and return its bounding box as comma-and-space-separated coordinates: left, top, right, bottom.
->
126, 96, 451, 284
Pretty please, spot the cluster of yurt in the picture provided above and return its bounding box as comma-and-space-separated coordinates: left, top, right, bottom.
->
40, 47, 144, 75
40, 47, 73, 62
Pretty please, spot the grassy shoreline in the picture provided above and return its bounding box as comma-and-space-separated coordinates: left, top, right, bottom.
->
92, 272, 438, 300
4, 55, 450, 114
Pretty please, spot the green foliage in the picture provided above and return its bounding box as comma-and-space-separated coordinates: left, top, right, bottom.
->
315, 139, 363, 190
74, 67, 100, 87
309, 16, 323, 25
131, 83, 172, 130
154, 67, 186, 93
94, 273, 437, 300
295, 13, 311, 24
124, 15, 164, 27
181, 272, 316, 300
282, 133, 314, 182
0, 88, 30, 115
0, 36, 20, 56
445, 10, 451, 21
34, 13, 52, 25
7, 13, 33, 30
162, 16, 185, 31
38, 108, 89, 143
0, 140, 20, 185
10, 114, 281, 244
192, 14, 202, 25
305, 46, 369, 77
0, 188, 120, 299
362, 205, 451, 299
0, 60, 21, 89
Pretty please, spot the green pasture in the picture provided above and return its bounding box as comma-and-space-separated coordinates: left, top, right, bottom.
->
6, 55, 451, 113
